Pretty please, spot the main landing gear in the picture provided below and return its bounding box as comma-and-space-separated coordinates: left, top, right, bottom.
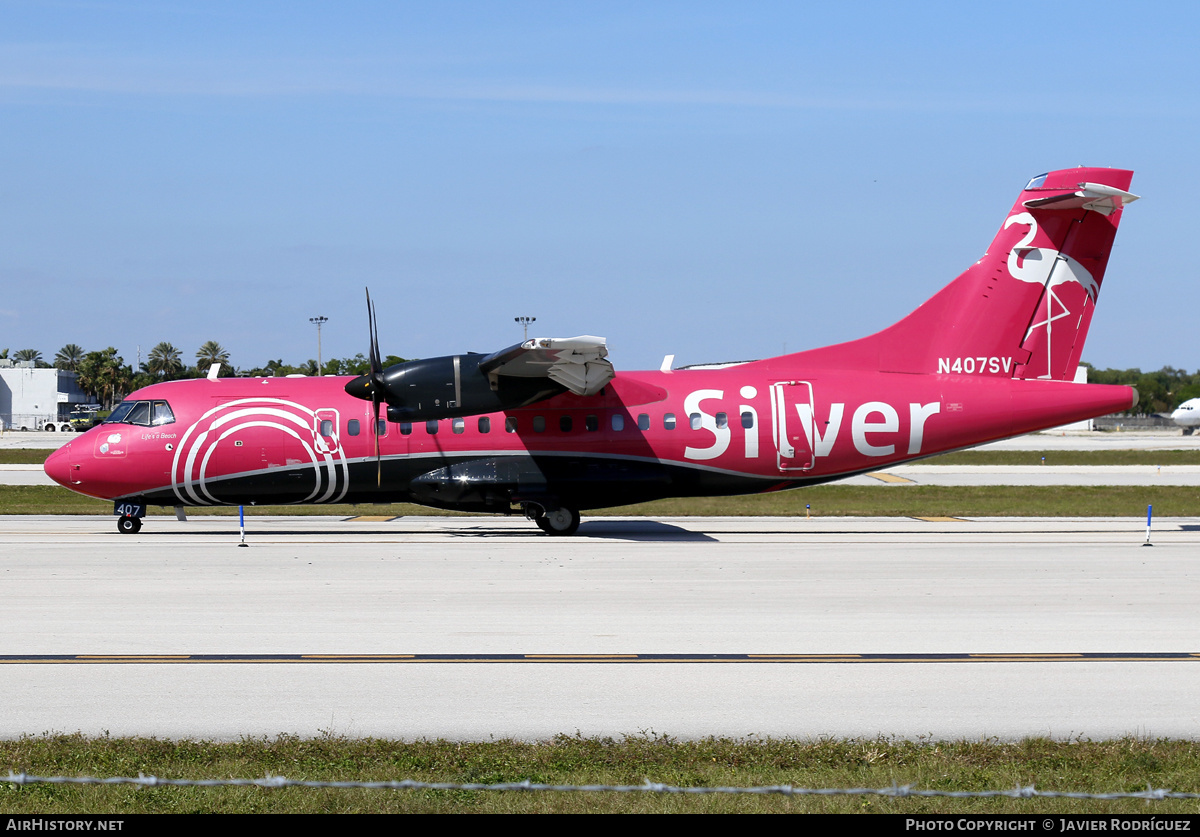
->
532, 506, 581, 536
521, 501, 581, 536
117, 515, 142, 534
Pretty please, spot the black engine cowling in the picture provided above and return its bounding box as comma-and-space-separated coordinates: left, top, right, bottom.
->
345, 353, 564, 422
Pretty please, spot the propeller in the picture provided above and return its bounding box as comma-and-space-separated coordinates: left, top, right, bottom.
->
364, 288, 385, 486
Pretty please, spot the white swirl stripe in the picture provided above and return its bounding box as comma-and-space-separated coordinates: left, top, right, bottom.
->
170, 398, 349, 506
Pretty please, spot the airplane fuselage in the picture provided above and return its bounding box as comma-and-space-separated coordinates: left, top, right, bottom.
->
42, 166, 1143, 534
45, 360, 1137, 515
1172, 397, 1200, 431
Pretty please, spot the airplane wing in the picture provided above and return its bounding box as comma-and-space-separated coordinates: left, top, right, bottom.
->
478, 336, 614, 397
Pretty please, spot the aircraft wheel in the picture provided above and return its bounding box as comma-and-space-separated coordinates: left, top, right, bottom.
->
536, 507, 580, 536
117, 515, 142, 535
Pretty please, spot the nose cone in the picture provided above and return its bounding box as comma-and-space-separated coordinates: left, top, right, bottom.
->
44, 443, 74, 488
344, 373, 373, 401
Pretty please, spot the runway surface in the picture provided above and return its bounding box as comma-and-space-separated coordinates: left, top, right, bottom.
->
843, 464, 1200, 486
2, 514, 1199, 741
978, 430, 1200, 451
0, 432, 75, 450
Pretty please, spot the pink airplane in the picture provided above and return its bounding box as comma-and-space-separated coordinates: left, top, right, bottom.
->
45, 167, 1140, 535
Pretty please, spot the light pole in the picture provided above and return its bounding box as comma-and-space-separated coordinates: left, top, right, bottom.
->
309, 316, 328, 375
515, 316, 536, 341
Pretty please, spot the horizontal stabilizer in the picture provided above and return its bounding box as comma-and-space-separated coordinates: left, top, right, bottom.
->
1023, 182, 1140, 216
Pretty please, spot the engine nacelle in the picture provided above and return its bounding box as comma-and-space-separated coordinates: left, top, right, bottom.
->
352, 354, 564, 422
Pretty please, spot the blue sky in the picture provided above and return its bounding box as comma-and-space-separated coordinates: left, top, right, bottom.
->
2, 1, 1197, 373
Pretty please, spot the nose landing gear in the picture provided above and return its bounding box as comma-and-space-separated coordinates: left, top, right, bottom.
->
114, 501, 146, 534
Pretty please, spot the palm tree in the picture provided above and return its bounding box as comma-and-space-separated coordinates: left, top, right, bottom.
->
55, 344, 85, 372
77, 348, 132, 409
146, 342, 184, 380
195, 341, 230, 375
13, 348, 42, 365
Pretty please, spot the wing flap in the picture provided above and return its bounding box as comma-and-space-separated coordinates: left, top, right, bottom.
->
478, 335, 615, 397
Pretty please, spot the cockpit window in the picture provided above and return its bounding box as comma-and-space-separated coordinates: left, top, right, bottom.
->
151, 401, 175, 426
104, 399, 176, 427
126, 401, 151, 425
104, 401, 137, 424
1025, 173, 1048, 190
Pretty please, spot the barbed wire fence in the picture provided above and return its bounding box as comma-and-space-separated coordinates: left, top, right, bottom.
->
4, 772, 1198, 800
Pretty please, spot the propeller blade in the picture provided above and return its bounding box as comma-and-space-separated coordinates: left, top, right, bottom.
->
367, 288, 383, 382
365, 288, 384, 486
373, 393, 382, 487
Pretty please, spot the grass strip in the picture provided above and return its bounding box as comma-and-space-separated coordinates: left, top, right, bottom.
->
3, 734, 1200, 814
923, 448, 1200, 466
1, 484, 1197, 518
0, 449, 56, 465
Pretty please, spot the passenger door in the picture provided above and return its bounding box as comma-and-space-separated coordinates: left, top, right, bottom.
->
769, 381, 814, 471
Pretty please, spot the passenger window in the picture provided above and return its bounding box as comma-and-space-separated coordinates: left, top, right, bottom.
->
505, 416, 518, 433
347, 419, 360, 436
585, 415, 598, 432
560, 415, 573, 432
452, 417, 465, 434
478, 416, 490, 433
689, 413, 702, 430
151, 401, 175, 426
376, 419, 387, 437
664, 413, 676, 430
741, 411, 755, 429
320, 419, 334, 437
533, 416, 545, 432
400, 422, 412, 435
716, 412, 728, 429
612, 414, 624, 431
638, 414, 650, 431
426, 420, 439, 435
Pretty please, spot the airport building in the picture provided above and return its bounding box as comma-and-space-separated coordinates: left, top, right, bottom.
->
0, 361, 92, 431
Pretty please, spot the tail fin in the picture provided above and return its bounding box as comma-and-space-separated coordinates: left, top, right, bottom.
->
801, 167, 1137, 380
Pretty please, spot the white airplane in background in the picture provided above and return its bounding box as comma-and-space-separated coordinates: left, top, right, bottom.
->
1171, 398, 1200, 434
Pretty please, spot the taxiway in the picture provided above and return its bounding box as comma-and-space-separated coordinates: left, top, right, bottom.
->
1, 514, 1198, 741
